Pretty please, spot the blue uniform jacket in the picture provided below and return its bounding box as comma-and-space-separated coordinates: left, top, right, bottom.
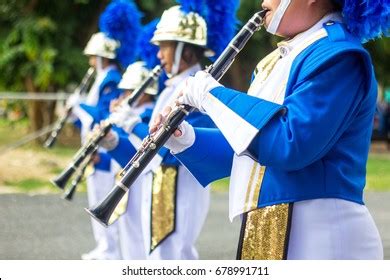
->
77, 68, 122, 172
175, 22, 377, 207
109, 110, 215, 168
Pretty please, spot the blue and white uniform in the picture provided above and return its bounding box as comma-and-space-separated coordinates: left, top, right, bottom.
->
174, 15, 383, 259
72, 66, 122, 260
111, 64, 213, 259
107, 102, 154, 260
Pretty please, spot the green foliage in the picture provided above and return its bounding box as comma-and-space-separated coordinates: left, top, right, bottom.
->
135, 0, 175, 22
0, 15, 58, 91
0, 0, 388, 94
0, 0, 104, 92
366, 38, 390, 88
236, 0, 389, 89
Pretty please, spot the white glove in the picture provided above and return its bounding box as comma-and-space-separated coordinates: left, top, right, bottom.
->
66, 93, 83, 108
109, 105, 141, 134
165, 120, 195, 154
100, 129, 119, 151
178, 71, 222, 112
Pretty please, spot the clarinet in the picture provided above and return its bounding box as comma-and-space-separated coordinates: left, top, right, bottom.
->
51, 65, 163, 190
44, 67, 95, 148
62, 145, 98, 201
86, 10, 268, 227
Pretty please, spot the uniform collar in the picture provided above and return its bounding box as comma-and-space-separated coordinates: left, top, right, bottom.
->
165, 63, 202, 87
277, 12, 343, 57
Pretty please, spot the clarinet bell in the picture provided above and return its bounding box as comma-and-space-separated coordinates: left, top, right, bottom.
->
62, 183, 77, 201
51, 166, 75, 190
85, 185, 127, 227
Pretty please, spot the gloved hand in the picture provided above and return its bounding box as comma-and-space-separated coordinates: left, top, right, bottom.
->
177, 71, 222, 112
99, 129, 119, 151
110, 105, 141, 134
165, 120, 195, 154
66, 93, 83, 108
150, 106, 195, 154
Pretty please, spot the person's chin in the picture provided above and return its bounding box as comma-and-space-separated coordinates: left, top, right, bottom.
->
163, 65, 171, 74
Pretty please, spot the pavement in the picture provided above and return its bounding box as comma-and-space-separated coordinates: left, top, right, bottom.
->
0, 191, 388, 260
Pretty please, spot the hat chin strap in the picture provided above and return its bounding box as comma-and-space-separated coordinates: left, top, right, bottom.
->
96, 56, 104, 74
168, 41, 185, 78
267, 0, 292, 35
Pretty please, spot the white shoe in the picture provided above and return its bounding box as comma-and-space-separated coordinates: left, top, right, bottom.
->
81, 250, 105, 260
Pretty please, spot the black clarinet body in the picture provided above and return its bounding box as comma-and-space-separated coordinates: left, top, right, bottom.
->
62, 145, 98, 201
44, 67, 95, 148
86, 10, 267, 227
51, 65, 163, 190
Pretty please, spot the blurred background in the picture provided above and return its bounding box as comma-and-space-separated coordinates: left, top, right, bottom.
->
0, 0, 389, 259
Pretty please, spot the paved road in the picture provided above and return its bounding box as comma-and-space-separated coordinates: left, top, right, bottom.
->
0, 192, 388, 259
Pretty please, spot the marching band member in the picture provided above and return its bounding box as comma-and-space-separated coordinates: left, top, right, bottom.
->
70, 0, 142, 260
99, 20, 162, 260
156, 0, 389, 259
100, 0, 239, 259
104, 61, 157, 260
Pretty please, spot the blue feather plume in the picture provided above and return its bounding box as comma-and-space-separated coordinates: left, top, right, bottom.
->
99, 0, 143, 67
177, 0, 205, 16
176, 0, 240, 60
335, 0, 390, 41
205, 0, 240, 60
139, 19, 161, 69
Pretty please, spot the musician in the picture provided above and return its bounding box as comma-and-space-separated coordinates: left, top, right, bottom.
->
71, 0, 142, 260
155, 0, 389, 259
100, 1, 239, 259
100, 61, 157, 260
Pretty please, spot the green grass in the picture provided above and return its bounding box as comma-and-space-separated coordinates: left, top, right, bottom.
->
212, 178, 230, 192
366, 153, 390, 191
0, 118, 29, 146
5, 178, 53, 191
28, 144, 78, 158
4, 177, 87, 193
2, 118, 390, 193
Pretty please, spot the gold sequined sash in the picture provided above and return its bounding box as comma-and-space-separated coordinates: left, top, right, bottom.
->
237, 203, 293, 260
150, 165, 178, 252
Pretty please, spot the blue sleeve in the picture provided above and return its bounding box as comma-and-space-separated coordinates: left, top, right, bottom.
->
140, 108, 153, 124
94, 152, 111, 171
186, 111, 215, 128
175, 127, 234, 186
73, 119, 81, 130
108, 134, 137, 167
209, 86, 286, 132
115, 119, 170, 163
132, 122, 149, 140
78, 103, 103, 127
97, 69, 122, 119
97, 84, 122, 119
247, 53, 368, 171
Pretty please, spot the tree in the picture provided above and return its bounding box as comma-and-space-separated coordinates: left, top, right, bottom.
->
1, 0, 389, 140
0, 0, 108, 141
366, 37, 390, 92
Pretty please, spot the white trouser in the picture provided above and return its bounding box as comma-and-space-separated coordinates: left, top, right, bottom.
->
287, 198, 383, 259
141, 166, 210, 260
87, 169, 121, 260
116, 175, 146, 260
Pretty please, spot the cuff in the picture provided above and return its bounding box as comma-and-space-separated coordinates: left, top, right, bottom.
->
204, 87, 286, 155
